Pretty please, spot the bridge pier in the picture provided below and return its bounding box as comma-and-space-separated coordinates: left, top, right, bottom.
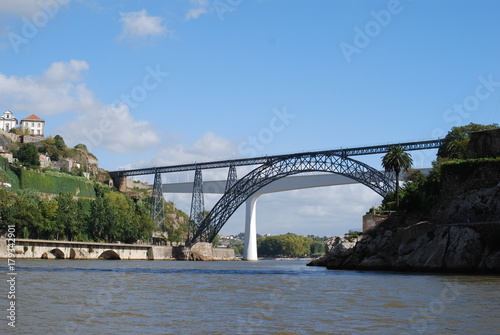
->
243, 194, 260, 261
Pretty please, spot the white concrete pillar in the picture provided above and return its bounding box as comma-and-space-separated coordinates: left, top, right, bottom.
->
243, 194, 260, 261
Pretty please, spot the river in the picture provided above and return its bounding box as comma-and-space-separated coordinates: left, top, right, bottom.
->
1, 260, 499, 334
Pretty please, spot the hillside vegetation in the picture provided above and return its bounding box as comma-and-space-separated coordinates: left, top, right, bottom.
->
0, 135, 191, 244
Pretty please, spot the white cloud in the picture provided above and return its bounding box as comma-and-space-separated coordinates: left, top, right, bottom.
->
44, 59, 89, 82
296, 205, 331, 217
0, 60, 161, 153
0, 60, 93, 115
61, 103, 161, 154
185, 0, 210, 20
119, 10, 167, 39
127, 131, 243, 182
134, 132, 240, 167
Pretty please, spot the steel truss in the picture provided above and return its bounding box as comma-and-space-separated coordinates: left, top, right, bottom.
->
190, 153, 395, 243
151, 170, 166, 231
225, 164, 238, 193
110, 139, 443, 178
188, 167, 205, 241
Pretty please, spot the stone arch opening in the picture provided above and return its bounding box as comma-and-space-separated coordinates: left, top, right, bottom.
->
49, 248, 65, 259
69, 249, 76, 259
98, 250, 121, 260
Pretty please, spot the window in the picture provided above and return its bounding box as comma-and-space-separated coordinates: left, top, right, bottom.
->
31, 122, 34, 127
37, 123, 41, 128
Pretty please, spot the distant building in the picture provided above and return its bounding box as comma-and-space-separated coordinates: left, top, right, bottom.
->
21, 114, 45, 137
39, 154, 52, 168
0, 110, 18, 132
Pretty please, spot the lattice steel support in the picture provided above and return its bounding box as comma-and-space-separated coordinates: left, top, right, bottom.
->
225, 164, 238, 193
151, 170, 166, 231
189, 167, 205, 242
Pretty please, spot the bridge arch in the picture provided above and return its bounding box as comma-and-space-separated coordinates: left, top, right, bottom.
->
50, 248, 65, 259
98, 250, 121, 260
41, 248, 65, 259
191, 153, 395, 243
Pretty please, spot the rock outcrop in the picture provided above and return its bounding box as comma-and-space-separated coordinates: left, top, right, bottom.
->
172, 243, 237, 261
308, 222, 500, 273
309, 132, 500, 274
432, 159, 500, 224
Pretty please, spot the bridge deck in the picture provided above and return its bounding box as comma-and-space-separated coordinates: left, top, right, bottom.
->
110, 139, 442, 177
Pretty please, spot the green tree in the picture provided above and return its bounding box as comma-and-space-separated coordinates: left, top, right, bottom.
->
55, 193, 81, 240
39, 199, 59, 239
90, 196, 114, 242
381, 145, 413, 208
14, 142, 40, 168
437, 123, 499, 159
6, 191, 43, 238
53, 135, 66, 151
257, 233, 313, 258
231, 242, 244, 256
310, 241, 325, 256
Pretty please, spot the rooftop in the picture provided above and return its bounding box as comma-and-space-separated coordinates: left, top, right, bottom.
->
22, 114, 44, 121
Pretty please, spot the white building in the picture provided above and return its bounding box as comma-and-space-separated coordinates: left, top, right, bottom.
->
0, 110, 18, 132
21, 114, 45, 137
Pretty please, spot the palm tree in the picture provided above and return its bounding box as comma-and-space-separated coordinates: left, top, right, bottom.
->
381, 145, 413, 208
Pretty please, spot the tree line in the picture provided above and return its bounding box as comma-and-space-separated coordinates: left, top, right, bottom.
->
0, 184, 155, 243
257, 233, 325, 258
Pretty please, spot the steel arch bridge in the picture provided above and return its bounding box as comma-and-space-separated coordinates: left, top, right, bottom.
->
190, 152, 395, 243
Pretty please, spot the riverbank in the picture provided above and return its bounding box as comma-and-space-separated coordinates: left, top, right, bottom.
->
0, 238, 236, 261
308, 221, 500, 274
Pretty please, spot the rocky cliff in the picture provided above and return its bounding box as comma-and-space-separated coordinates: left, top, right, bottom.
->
434, 161, 500, 223
309, 140, 500, 274
308, 221, 500, 273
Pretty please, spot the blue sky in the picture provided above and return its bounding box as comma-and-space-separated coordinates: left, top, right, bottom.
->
1, 0, 499, 237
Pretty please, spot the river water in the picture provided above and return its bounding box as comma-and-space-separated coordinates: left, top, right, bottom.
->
1, 259, 499, 334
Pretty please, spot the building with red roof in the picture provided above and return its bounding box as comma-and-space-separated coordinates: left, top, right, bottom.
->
21, 114, 45, 137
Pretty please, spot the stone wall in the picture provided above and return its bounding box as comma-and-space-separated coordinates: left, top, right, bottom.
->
362, 212, 389, 232
0, 239, 236, 261
0, 129, 19, 142
20, 135, 43, 144
468, 128, 500, 158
